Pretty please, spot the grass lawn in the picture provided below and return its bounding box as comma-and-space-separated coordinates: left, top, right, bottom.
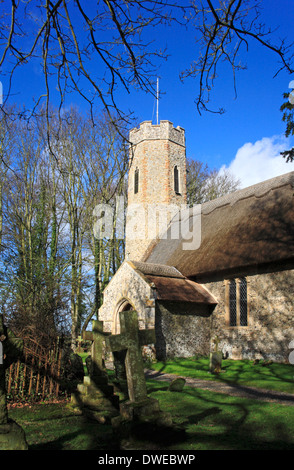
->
148, 380, 294, 451
9, 402, 114, 451
8, 357, 294, 451
149, 356, 294, 394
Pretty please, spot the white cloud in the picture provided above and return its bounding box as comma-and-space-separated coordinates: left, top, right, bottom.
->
222, 135, 294, 188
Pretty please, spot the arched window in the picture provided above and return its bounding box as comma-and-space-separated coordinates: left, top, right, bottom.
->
134, 168, 139, 194
174, 165, 179, 193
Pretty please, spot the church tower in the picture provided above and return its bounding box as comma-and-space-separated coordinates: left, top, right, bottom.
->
125, 120, 187, 261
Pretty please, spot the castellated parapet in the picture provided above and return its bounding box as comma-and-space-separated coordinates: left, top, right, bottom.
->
126, 120, 187, 262
129, 120, 185, 147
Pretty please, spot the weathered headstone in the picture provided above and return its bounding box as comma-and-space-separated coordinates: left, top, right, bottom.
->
70, 320, 119, 422
76, 335, 83, 353
108, 311, 155, 404
0, 315, 28, 450
168, 377, 186, 392
84, 320, 108, 380
108, 310, 173, 430
209, 336, 222, 374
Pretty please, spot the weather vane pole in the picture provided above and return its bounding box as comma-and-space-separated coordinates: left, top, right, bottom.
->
156, 77, 159, 125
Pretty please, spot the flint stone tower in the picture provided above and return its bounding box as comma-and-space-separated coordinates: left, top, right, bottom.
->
125, 120, 187, 261
99, 119, 217, 358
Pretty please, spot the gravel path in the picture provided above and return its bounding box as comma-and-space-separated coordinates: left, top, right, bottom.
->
145, 369, 294, 406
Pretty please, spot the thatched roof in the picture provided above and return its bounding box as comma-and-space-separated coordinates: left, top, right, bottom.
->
144, 171, 294, 279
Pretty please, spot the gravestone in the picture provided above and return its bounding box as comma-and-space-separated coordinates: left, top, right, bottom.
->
108, 311, 155, 404
107, 310, 178, 447
0, 315, 28, 450
70, 320, 119, 423
76, 335, 83, 353
168, 377, 186, 392
112, 349, 128, 400
209, 336, 222, 374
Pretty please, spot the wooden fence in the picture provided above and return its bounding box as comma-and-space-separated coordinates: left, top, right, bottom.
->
6, 335, 69, 403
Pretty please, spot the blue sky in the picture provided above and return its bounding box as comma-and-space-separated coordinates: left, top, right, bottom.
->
1, 0, 294, 188
118, 0, 294, 188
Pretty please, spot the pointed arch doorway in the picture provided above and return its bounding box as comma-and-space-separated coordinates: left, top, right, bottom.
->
112, 299, 134, 334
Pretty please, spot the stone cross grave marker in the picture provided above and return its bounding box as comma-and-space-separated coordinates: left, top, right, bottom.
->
107, 310, 177, 445
209, 335, 222, 374
107, 310, 155, 403
76, 335, 83, 353
0, 314, 28, 449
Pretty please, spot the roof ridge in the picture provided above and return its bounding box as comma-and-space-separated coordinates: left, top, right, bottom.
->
201, 171, 294, 216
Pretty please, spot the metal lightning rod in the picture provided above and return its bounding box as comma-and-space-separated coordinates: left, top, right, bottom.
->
156, 77, 159, 125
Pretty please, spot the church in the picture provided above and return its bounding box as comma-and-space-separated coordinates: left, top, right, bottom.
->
99, 120, 294, 363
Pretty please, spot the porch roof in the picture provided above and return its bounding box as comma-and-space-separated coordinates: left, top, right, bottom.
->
130, 261, 217, 305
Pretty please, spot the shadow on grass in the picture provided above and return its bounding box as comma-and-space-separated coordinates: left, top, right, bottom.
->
29, 427, 115, 451
147, 380, 294, 450
10, 362, 294, 451
29, 428, 101, 451
12, 388, 294, 451
184, 406, 221, 425
22, 409, 117, 451
150, 357, 294, 394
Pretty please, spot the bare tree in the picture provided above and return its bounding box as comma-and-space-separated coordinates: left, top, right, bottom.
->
0, 0, 172, 127
1, 115, 60, 334
45, 108, 128, 346
280, 90, 294, 162
186, 157, 240, 205
0, 113, 13, 253
0, 106, 128, 344
0, 0, 292, 126
80, 112, 128, 333
182, 0, 294, 114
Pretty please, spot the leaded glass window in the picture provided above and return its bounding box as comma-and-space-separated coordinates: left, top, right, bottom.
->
227, 278, 248, 327
239, 278, 248, 326
229, 280, 237, 326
